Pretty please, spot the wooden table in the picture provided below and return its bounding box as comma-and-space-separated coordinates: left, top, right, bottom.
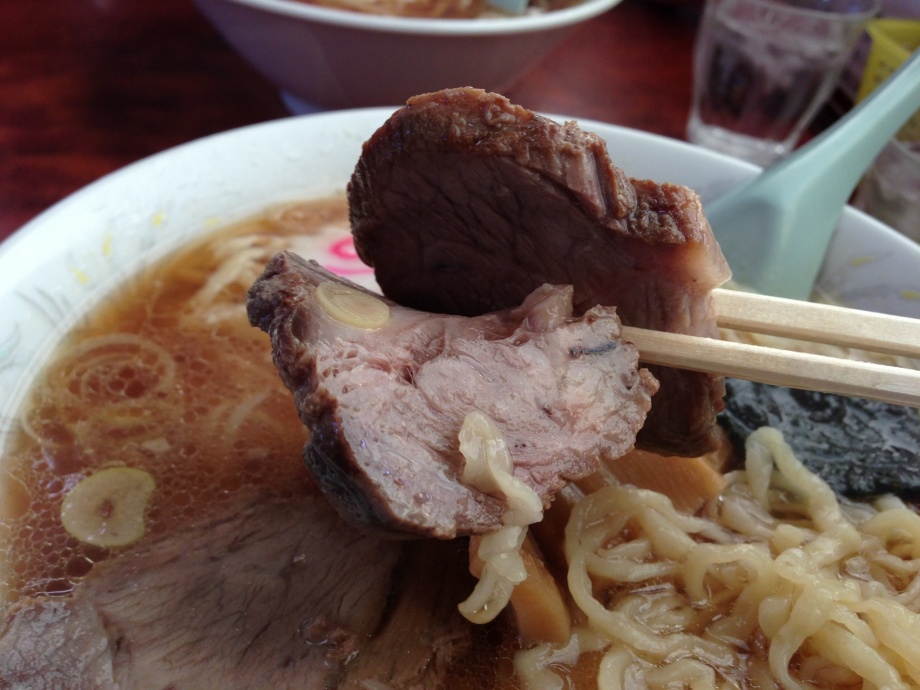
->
0, 0, 702, 241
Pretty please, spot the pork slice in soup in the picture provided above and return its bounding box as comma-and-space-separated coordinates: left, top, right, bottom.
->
0, 495, 483, 689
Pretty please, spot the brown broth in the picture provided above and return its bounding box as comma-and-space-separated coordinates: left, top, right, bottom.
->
0, 198, 362, 603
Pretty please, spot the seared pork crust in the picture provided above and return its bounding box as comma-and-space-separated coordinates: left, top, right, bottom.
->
348, 88, 731, 456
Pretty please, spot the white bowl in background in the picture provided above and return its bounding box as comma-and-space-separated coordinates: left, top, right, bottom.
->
1, 109, 919, 450
191, 0, 624, 111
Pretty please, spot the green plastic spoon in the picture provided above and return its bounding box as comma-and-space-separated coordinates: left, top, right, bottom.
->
704, 49, 920, 300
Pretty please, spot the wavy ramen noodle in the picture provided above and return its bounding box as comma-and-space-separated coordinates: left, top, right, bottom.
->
515, 427, 920, 689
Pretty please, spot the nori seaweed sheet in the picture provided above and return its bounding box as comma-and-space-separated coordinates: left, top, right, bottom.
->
718, 378, 920, 499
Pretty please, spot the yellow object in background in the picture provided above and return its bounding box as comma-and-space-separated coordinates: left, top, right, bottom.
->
857, 19, 920, 140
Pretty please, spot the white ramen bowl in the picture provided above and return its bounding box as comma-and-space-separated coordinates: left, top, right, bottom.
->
191, 0, 623, 111
2, 109, 920, 455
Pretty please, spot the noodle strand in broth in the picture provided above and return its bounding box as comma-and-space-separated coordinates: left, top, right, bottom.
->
528, 427, 920, 689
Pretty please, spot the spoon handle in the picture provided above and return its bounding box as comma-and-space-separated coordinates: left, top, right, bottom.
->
706, 48, 920, 300
775, 48, 920, 205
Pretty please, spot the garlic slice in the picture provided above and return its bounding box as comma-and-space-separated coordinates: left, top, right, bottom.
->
315, 282, 390, 329
60, 467, 155, 548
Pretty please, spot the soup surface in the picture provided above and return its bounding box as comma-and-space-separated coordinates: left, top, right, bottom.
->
0, 198, 355, 602
2, 195, 920, 689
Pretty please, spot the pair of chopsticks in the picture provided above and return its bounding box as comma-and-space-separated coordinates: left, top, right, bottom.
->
622, 289, 920, 408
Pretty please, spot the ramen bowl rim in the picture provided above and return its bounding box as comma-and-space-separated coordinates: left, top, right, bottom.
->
210, 0, 625, 35
1, 108, 919, 455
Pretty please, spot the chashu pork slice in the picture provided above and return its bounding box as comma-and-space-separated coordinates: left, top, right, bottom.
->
348, 87, 732, 457
247, 253, 657, 538
0, 494, 477, 689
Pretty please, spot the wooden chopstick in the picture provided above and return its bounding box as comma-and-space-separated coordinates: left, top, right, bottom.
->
621, 290, 920, 408
713, 288, 920, 360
